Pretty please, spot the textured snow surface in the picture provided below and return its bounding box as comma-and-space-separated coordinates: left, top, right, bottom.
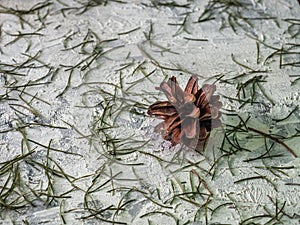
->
0, 0, 299, 224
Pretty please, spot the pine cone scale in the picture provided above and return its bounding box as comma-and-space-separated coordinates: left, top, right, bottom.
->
148, 101, 177, 119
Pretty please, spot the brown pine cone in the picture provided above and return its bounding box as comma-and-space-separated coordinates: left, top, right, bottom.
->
148, 75, 222, 151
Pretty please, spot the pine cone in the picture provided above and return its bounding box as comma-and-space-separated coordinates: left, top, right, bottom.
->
148, 75, 222, 151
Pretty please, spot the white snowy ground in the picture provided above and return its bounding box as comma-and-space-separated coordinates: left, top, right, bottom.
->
0, 0, 299, 224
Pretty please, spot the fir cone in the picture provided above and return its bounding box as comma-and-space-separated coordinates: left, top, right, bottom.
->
148, 75, 222, 151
